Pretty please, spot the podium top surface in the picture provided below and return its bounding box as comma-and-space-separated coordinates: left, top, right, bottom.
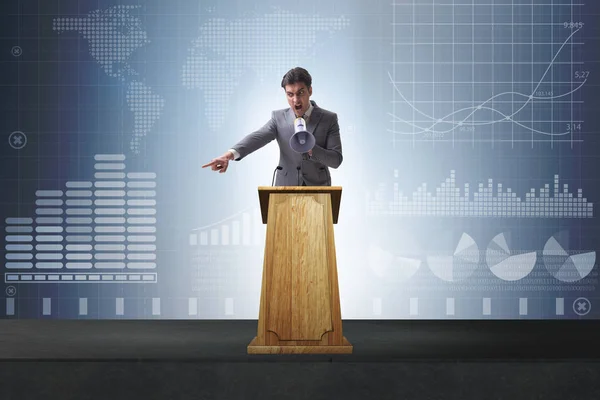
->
257, 186, 342, 224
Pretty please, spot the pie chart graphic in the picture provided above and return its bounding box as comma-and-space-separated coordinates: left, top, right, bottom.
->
543, 231, 596, 283
426, 232, 479, 282
485, 232, 536, 281
368, 231, 422, 282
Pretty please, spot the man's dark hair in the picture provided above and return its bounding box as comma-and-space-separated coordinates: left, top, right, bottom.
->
281, 67, 312, 88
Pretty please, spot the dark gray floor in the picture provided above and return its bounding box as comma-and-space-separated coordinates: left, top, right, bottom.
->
2, 360, 600, 400
1, 319, 599, 360
2, 320, 600, 399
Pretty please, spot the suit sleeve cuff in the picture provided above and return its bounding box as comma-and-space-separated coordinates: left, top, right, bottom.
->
228, 149, 240, 160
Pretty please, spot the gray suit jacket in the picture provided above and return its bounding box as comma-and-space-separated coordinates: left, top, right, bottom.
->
230, 100, 342, 186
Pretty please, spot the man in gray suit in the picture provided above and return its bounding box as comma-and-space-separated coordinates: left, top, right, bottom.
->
202, 67, 342, 186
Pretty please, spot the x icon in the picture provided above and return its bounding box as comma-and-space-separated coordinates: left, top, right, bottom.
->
573, 298, 591, 316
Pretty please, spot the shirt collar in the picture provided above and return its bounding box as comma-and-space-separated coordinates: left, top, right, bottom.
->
303, 102, 314, 119
292, 103, 315, 119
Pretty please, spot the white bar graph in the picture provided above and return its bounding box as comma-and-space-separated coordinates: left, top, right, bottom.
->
253, 209, 261, 246
0, 295, 583, 318
188, 298, 198, 316
152, 298, 160, 316
43, 298, 51, 315
373, 298, 382, 316
556, 298, 565, 315
225, 298, 234, 315
483, 298, 492, 315
242, 212, 251, 246
409, 298, 418, 316
79, 298, 88, 316
221, 225, 229, 246
519, 298, 528, 316
6, 298, 15, 315
5, 154, 158, 280
116, 298, 124, 316
190, 208, 265, 248
446, 298, 455, 316
210, 229, 219, 246
231, 221, 240, 245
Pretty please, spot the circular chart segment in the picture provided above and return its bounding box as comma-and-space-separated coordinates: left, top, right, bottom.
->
543, 230, 596, 283
486, 232, 537, 281
426, 232, 479, 282
368, 230, 422, 282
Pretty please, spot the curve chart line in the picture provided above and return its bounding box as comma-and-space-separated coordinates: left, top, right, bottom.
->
389, 28, 584, 137
387, 103, 578, 137
388, 79, 586, 130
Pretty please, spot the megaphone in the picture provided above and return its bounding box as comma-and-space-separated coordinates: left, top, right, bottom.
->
289, 117, 315, 153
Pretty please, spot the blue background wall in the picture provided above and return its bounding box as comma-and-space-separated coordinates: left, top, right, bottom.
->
1, 0, 599, 319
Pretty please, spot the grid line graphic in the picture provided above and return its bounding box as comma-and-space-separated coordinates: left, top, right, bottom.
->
390, 0, 586, 148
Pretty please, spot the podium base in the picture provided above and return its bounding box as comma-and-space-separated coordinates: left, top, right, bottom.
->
247, 337, 353, 355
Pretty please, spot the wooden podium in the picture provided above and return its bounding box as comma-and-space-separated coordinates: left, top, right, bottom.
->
247, 186, 352, 354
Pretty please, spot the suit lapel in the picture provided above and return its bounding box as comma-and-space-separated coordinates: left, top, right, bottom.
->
306, 106, 322, 135
285, 108, 295, 127
286, 101, 322, 134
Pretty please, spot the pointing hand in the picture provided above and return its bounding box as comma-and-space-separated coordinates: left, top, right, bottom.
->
202, 151, 234, 173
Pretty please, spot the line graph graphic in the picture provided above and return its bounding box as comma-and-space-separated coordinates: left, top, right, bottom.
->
390, 0, 587, 147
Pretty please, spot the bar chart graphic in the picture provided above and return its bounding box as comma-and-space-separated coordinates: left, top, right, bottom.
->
3, 154, 158, 284
189, 207, 264, 247
366, 170, 593, 218
188, 208, 265, 316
